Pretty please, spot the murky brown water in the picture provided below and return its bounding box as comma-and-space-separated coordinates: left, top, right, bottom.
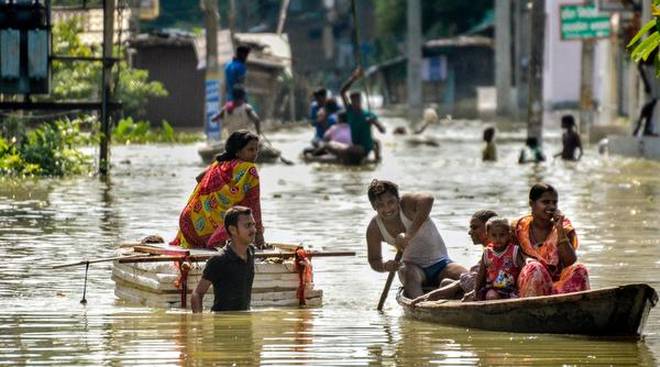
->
0, 116, 658, 365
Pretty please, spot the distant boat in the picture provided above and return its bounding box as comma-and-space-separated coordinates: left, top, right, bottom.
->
197, 141, 281, 164
397, 284, 657, 337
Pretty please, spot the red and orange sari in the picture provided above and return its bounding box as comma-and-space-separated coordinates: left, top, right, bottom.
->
170, 159, 262, 249
513, 215, 589, 297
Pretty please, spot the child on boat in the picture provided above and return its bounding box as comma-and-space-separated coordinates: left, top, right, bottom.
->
410, 210, 498, 305
475, 217, 525, 300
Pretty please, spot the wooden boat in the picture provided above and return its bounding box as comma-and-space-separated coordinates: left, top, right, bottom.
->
301, 153, 378, 166
397, 284, 658, 337
197, 141, 281, 164
112, 243, 342, 309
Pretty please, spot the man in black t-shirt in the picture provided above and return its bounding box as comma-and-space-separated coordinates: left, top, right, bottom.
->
191, 206, 257, 313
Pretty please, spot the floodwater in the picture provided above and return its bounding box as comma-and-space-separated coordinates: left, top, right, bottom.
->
0, 115, 658, 365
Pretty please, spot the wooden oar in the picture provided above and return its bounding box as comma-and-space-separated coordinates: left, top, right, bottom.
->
377, 251, 403, 311
260, 133, 294, 165
118, 250, 356, 264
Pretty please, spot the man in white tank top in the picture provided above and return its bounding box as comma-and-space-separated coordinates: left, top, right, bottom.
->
366, 180, 467, 298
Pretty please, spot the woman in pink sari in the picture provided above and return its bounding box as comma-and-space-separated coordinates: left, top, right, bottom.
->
513, 183, 590, 297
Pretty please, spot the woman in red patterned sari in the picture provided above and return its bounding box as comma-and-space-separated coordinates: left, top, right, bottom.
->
513, 183, 590, 297
171, 130, 264, 249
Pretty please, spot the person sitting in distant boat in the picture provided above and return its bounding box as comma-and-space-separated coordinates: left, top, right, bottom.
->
316, 98, 340, 137
474, 217, 525, 300
340, 68, 386, 164
513, 183, 590, 297
212, 87, 261, 136
225, 45, 250, 102
304, 111, 352, 158
518, 137, 546, 164
171, 130, 265, 249
309, 88, 329, 146
365, 179, 467, 299
554, 115, 583, 161
191, 206, 256, 313
411, 210, 498, 305
482, 126, 497, 161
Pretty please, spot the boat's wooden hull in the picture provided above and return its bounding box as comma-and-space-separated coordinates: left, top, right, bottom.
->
397, 284, 657, 337
301, 153, 378, 166
198, 142, 280, 164
113, 245, 322, 309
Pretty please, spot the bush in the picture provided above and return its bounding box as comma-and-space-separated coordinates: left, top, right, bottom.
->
112, 117, 202, 144
0, 118, 95, 177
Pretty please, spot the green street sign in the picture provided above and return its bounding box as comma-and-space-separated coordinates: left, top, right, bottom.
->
560, 4, 611, 40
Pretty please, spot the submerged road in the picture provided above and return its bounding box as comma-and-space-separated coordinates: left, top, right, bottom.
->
0, 116, 658, 365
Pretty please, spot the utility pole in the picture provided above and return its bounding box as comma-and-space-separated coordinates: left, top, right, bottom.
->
579, 39, 595, 138
495, 0, 512, 116
407, 0, 423, 122
201, 0, 221, 142
229, 0, 236, 39
527, 0, 545, 144
276, 0, 291, 35
100, 0, 115, 176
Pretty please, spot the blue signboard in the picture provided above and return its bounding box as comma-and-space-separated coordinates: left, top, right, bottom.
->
205, 79, 221, 142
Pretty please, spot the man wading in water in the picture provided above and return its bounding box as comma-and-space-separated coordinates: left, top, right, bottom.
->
365, 180, 467, 298
191, 206, 256, 313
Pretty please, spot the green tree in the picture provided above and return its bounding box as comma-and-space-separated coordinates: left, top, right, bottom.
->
47, 18, 168, 118
374, 0, 492, 60
628, 0, 660, 75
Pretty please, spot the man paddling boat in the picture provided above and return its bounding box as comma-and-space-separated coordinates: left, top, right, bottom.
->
366, 180, 467, 298
192, 206, 256, 313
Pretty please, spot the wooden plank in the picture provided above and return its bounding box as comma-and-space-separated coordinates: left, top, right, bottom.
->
131, 245, 190, 257
117, 250, 356, 264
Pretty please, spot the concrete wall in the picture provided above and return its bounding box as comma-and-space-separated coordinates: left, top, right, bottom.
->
133, 44, 205, 128
543, 0, 610, 112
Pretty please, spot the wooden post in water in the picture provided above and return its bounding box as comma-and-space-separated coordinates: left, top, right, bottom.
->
406, 0, 423, 123
276, 0, 291, 35
201, 0, 221, 142
527, 0, 545, 145
99, 0, 115, 176
513, 0, 528, 116
495, 0, 512, 117
579, 39, 595, 139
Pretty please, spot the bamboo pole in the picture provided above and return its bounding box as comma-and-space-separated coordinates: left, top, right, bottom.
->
52, 254, 149, 269
118, 251, 356, 264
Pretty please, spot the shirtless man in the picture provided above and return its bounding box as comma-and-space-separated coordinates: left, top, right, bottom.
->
365, 179, 467, 298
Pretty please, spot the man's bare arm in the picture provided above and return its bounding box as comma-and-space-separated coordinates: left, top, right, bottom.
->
191, 278, 212, 313
340, 67, 363, 108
